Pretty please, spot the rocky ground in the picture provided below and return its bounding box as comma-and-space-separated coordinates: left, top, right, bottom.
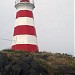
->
0, 49, 75, 75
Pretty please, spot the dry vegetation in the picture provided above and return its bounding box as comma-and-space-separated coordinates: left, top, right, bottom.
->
0, 49, 75, 75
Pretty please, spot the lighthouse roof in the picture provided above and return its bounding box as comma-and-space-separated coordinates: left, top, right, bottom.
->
15, 0, 34, 4
15, 0, 35, 8
20, 0, 29, 2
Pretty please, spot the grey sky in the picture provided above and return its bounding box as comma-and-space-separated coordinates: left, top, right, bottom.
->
0, 0, 74, 55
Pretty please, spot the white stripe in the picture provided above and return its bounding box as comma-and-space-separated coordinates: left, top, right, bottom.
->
16, 5, 33, 12
12, 35, 37, 45
15, 17, 34, 27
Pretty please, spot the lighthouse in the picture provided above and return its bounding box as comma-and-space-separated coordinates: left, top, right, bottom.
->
12, 0, 39, 52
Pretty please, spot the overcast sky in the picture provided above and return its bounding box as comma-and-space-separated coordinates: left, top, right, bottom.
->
0, 0, 74, 55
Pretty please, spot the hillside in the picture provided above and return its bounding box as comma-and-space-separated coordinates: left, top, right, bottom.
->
0, 49, 75, 75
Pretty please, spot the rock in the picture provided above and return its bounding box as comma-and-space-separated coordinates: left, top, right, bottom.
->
0, 53, 9, 67
11, 54, 40, 75
4, 64, 12, 75
57, 65, 75, 75
20, 54, 33, 63
0, 53, 9, 75
1, 52, 75, 75
0, 52, 50, 75
39, 65, 49, 75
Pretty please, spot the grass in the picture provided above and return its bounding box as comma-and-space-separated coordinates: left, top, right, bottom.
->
1, 49, 75, 66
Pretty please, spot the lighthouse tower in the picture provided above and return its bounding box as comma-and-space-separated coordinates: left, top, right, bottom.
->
12, 0, 38, 52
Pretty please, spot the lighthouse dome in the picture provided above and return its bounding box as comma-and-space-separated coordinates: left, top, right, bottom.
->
15, 0, 30, 4
15, 0, 34, 5
20, 0, 29, 2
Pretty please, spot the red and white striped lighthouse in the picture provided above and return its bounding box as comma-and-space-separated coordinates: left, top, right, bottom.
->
12, 0, 39, 52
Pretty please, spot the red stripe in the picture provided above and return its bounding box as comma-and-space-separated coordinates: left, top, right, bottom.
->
13, 25, 36, 36
12, 44, 38, 52
20, 0, 29, 2
16, 10, 33, 18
